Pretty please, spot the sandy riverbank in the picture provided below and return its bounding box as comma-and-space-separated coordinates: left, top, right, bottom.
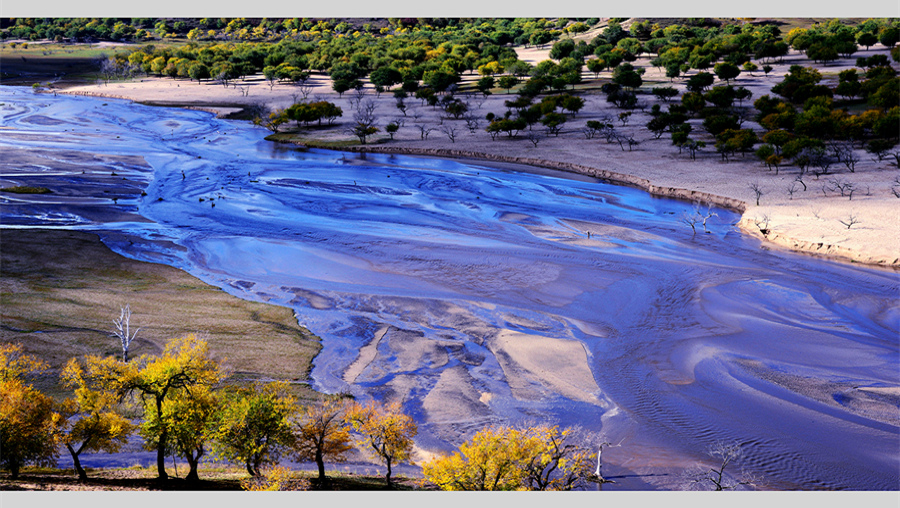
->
56, 43, 900, 268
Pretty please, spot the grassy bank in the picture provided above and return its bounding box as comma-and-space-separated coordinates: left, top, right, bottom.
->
0, 228, 321, 401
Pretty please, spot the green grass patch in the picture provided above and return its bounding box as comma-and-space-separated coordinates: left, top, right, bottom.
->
0, 186, 52, 194
264, 132, 363, 149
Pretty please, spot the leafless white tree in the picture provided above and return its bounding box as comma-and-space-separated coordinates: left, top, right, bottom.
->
754, 214, 771, 235
686, 440, 758, 491
112, 304, 140, 363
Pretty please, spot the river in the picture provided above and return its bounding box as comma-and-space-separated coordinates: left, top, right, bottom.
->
1, 87, 898, 490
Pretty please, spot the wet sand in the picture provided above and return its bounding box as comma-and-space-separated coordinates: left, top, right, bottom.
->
1, 87, 897, 490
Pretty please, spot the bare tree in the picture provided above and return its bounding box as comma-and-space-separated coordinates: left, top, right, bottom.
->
354, 85, 367, 101
699, 204, 718, 233
463, 113, 481, 134
786, 182, 798, 200
112, 304, 140, 362
416, 125, 436, 140
749, 182, 764, 206
687, 441, 757, 491
346, 100, 379, 144
839, 213, 861, 229
794, 174, 807, 192
297, 82, 314, 101
829, 178, 855, 200
754, 214, 771, 236
591, 438, 624, 484
526, 130, 541, 147
682, 211, 700, 236
439, 125, 460, 143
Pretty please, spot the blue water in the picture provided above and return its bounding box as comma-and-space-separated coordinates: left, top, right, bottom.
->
1, 87, 897, 490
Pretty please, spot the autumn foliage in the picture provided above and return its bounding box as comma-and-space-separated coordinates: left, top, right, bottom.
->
345, 400, 418, 488
422, 425, 594, 491
0, 344, 62, 480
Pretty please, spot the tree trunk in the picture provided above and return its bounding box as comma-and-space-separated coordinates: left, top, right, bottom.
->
315, 449, 326, 482
385, 457, 393, 489
185, 454, 200, 482
155, 397, 168, 481
66, 443, 88, 481
9, 461, 19, 480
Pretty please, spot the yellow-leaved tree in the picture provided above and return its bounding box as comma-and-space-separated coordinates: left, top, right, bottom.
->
0, 344, 63, 480
292, 396, 355, 487
345, 400, 417, 488
88, 334, 223, 481
422, 425, 594, 491
59, 357, 136, 481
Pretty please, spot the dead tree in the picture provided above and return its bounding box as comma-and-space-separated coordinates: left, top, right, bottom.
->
754, 214, 771, 236
749, 182, 764, 206
112, 304, 140, 362
699, 204, 718, 233
688, 441, 757, 491
787, 182, 798, 200
417, 125, 435, 140
682, 211, 701, 236
839, 213, 861, 229
591, 439, 624, 483
439, 125, 460, 143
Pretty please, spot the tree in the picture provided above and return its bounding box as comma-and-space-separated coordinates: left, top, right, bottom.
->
332, 78, 353, 97
558, 95, 585, 116
586, 58, 605, 78
144, 385, 218, 482
59, 357, 135, 481
476, 76, 495, 96
497, 75, 520, 94
686, 72, 715, 93
688, 441, 757, 491
293, 397, 355, 487
385, 122, 399, 140
210, 382, 297, 477
187, 62, 210, 83
0, 344, 62, 480
542, 112, 567, 136
345, 400, 417, 488
370, 67, 402, 91
549, 39, 575, 60
807, 43, 839, 66
422, 425, 594, 491
714, 62, 741, 83
112, 303, 139, 363
612, 63, 644, 91
347, 100, 379, 144
94, 334, 223, 481
706, 86, 736, 109
857, 32, 878, 50
652, 86, 678, 103
879, 27, 899, 48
